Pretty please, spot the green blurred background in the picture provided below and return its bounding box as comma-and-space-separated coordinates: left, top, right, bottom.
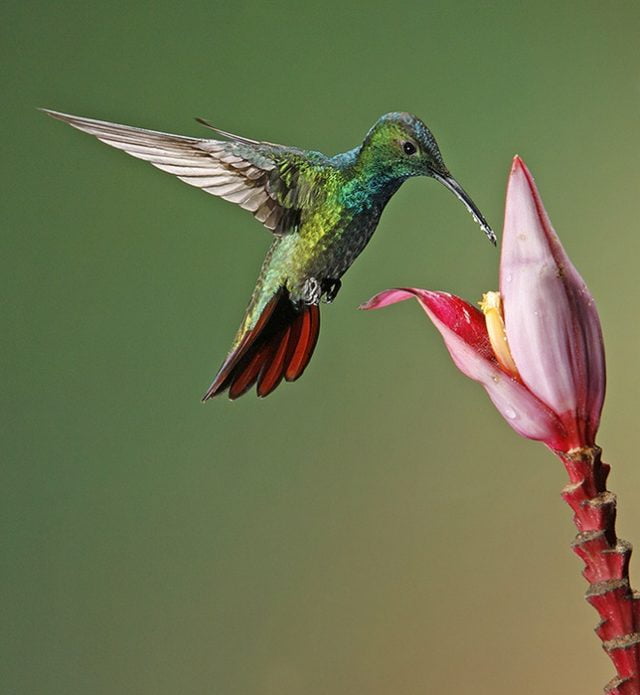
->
3, 1, 640, 693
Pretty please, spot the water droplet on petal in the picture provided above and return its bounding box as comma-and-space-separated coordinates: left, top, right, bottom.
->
504, 407, 517, 419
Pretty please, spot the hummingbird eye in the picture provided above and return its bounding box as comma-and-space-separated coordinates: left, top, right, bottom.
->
403, 141, 417, 156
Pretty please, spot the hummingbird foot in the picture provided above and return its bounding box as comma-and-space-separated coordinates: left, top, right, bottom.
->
321, 279, 341, 304
300, 277, 322, 306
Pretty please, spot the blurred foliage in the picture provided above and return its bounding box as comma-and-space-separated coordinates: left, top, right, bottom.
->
3, 1, 640, 693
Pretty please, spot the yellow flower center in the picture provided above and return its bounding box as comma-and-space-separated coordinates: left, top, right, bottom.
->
479, 291, 520, 379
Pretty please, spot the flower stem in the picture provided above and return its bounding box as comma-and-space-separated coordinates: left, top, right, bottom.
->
558, 446, 640, 694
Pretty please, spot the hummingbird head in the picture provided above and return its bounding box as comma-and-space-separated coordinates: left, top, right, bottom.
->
362, 112, 449, 179
360, 112, 496, 244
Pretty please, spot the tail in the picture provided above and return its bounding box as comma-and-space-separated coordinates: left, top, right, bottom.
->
202, 289, 320, 400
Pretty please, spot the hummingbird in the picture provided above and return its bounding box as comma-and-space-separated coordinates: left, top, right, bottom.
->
42, 109, 495, 400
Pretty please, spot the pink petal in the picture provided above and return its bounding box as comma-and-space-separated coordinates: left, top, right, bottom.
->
363, 288, 567, 447
500, 157, 605, 446
362, 288, 492, 357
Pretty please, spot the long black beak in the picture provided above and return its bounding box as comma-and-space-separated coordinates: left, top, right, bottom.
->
432, 172, 496, 245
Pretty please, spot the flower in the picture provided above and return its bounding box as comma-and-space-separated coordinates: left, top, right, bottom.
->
362, 157, 605, 452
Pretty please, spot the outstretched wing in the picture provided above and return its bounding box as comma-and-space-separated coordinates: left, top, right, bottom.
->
42, 108, 324, 235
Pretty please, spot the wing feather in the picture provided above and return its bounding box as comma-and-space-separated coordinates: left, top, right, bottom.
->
42, 108, 325, 236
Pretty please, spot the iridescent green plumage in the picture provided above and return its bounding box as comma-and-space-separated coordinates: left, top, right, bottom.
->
42, 109, 495, 399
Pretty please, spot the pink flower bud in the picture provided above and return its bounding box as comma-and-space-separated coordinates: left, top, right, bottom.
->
499, 157, 605, 449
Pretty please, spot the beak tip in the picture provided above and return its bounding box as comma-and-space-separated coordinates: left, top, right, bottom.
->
435, 173, 497, 248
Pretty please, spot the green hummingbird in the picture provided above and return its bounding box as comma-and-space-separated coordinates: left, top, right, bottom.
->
42, 109, 495, 400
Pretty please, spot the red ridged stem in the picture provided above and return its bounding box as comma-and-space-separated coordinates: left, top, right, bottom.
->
558, 446, 640, 694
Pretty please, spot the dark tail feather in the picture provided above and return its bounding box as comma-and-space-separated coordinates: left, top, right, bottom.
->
202, 290, 321, 401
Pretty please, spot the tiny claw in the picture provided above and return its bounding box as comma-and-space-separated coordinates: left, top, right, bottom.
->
321, 279, 341, 304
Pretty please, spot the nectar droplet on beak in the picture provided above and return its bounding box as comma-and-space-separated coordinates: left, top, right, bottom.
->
432, 173, 497, 245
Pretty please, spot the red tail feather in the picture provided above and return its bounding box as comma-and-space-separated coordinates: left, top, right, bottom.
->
202, 290, 321, 400
228, 342, 272, 400
285, 304, 320, 381
257, 325, 291, 397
